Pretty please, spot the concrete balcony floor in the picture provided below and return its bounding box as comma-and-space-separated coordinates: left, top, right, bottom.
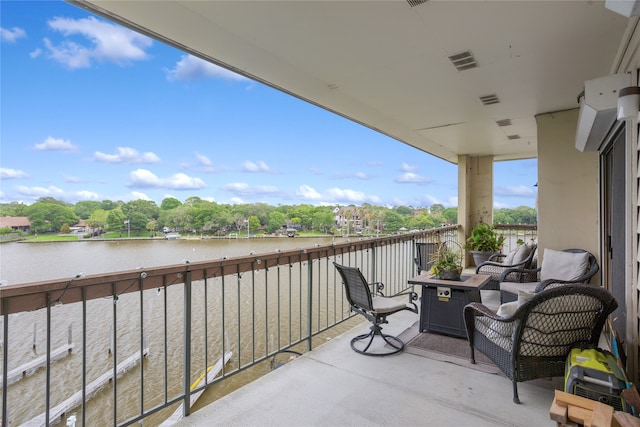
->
174, 308, 558, 426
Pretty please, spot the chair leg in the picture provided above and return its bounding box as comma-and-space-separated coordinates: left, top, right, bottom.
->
512, 380, 520, 404
350, 323, 404, 356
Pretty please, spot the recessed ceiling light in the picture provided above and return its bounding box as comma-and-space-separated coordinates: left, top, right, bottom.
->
507, 134, 521, 140
496, 119, 512, 127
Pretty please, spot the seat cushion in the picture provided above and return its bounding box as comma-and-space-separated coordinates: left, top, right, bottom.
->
540, 249, 590, 282
371, 296, 407, 314
499, 281, 539, 297
512, 244, 533, 265
502, 249, 517, 265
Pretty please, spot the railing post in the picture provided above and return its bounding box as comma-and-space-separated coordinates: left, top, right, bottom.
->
2, 300, 8, 427
306, 253, 313, 351
183, 271, 192, 417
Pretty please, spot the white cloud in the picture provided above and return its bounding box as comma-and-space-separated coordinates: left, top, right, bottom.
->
94, 147, 160, 164
30, 48, 42, 59
128, 169, 207, 190
223, 182, 280, 196
0, 168, 29, 179
1, 26, 26, 43
394, 172, 430, 184
16, 185, 65, 199
166, 54, 248, 82
400, 162, 417, 172
195, 152, 212, 167
243, 160, 272, 173
34, 136, 77, 151
130, 191, 151, 200
325, 188, 381, 204
44, 16, 152, 69
75, 190, 99, 200
296, 185, 323, 200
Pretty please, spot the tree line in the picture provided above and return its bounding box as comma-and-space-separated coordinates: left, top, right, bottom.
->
0, 197, 537, 237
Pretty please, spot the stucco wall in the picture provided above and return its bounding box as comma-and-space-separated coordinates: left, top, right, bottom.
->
536, 108, 600, 283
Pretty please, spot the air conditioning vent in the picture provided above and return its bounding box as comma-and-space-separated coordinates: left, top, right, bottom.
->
479, 94, 500, 105
496, 119, 512, 127
507, 134, 521, 140
407, 0, 429, 7
448, 51, 478, 71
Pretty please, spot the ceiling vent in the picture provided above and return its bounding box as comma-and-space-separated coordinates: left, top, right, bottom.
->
479, 94, 500, 105
448, 51, 478, 71
496, 119, 512, 127
407, 0, 429, 7
507, 134, 521, 140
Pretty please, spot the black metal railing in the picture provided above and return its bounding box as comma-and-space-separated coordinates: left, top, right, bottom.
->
1, 226, 460, 426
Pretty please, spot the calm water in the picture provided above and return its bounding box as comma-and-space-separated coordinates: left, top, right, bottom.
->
0, 237, 349, 425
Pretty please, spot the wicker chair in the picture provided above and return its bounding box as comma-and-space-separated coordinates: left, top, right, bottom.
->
499, 248, 599, 303
475, 243, 537, 290
333, 262, 418, 356
464, 284, 617, 403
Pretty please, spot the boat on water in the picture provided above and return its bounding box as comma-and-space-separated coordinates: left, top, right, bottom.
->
165, 232, 181, 240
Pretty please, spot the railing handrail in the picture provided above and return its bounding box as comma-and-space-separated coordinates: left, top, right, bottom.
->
1, 225, 461, 315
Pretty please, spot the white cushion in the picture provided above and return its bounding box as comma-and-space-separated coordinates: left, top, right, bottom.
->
371, 296, 406, 314
518, 289, 535, 305
512, 244, 532, 265
502, 249, 517, 265
540, 249, 590, 282
497, 301, 518, 317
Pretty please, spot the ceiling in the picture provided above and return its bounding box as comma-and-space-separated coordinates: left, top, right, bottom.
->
70, 0, 629, 164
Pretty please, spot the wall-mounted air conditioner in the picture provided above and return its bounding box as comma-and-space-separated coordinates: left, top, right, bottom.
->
575, 73, 630, 152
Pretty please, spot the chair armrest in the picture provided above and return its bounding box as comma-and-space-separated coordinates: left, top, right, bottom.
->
488, 253, 506, 262
498, 266, 540, 283
371, 281, 385, 296
535, 279, 590, 292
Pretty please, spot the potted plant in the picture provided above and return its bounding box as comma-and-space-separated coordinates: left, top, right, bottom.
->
430, 242, 463, 280
463, 222, 506, 266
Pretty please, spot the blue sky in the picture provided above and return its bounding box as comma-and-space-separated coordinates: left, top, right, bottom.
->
0, 1, 537, 209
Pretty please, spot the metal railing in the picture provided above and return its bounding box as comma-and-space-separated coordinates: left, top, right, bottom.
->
1, 226, 459, 426
493, 224, 538, 254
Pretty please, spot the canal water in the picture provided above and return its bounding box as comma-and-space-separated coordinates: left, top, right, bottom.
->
0, 236, 356, 425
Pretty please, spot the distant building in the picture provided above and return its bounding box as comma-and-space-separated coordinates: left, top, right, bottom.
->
0, 216, 31, 232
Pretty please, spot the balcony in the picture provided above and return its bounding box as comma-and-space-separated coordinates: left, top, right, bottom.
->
1, 225, 543, 426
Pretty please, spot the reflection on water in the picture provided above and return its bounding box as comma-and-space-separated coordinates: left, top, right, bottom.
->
0, 237, 357, 425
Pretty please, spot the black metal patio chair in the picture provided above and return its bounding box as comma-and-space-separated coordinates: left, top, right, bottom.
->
464, 284, 617, 404
333, 262, 418, 356
415, 242, 439, 274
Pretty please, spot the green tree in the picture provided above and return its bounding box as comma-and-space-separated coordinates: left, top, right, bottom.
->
86, 209, 109, 235
107, 209, 126, 234
160, 197, 182, 210
383, 211, 404, 233
128, 211, 148, 235
122, 199, 160, 220
60, 223, 71, 234
248, 215, 261, 235
146, 219, 158, 235
267, 211, 286, 234
26, 202, 79, 232
74, 201, 102, 219
312, 210, 334, 233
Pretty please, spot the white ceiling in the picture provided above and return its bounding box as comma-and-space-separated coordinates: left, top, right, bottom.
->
71, 0, 629, 164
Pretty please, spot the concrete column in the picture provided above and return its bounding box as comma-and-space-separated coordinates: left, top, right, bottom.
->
536, 109, 599, 275
459, 154, 494, 267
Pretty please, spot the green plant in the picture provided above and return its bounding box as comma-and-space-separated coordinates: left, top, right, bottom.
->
430, 243, 462, 277
463, 222, 505, 252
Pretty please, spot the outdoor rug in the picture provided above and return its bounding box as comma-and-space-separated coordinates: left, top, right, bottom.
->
397, 321, 503, 375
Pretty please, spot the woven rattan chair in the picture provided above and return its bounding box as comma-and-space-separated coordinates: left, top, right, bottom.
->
333, 262, 418, 356
464, 284, 617, 403
499, 248, 599, 303
475, 243, 537, 290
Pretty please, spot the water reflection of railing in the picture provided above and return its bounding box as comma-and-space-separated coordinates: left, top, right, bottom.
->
1, 225, 459, 426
